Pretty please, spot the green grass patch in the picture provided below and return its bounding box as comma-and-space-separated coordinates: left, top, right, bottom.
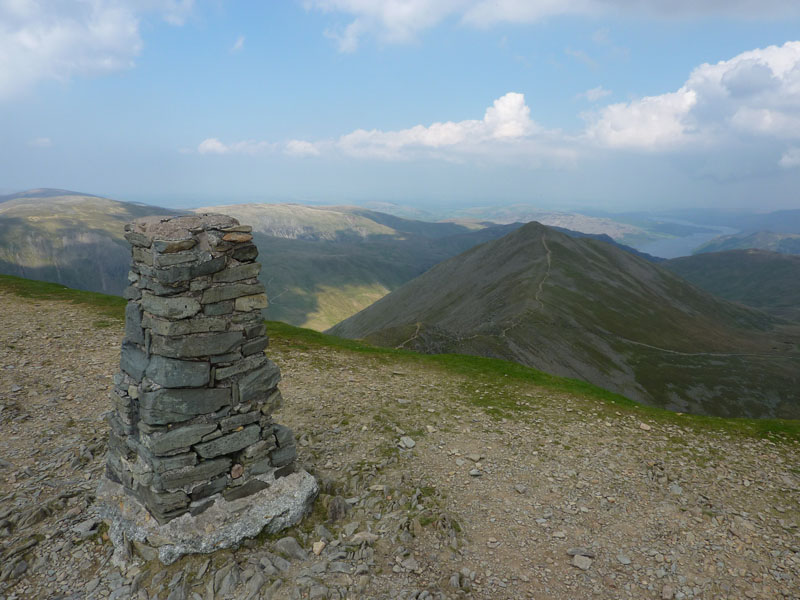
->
0, 274, 125, 321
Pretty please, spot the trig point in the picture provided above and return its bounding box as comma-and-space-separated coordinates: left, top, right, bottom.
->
97, 214, 317, 565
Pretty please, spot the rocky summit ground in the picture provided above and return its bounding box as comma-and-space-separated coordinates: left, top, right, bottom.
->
0, 289, 799, 600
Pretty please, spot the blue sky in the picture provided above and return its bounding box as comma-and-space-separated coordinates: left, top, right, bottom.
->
1, 1, 800, 212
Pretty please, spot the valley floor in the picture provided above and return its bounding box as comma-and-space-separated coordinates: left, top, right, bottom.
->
0, 291, 798, 599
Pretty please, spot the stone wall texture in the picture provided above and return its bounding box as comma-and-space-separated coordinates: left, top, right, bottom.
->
106, 214, 298, 524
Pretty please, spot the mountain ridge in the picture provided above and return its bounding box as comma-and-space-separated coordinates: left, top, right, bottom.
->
329, 222, 800, 418
664, 249, 800, 322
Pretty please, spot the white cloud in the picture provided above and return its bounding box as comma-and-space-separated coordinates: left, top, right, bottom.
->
585, 41, 800, 149
231, 35, 245, 53
586, 88, 698, 149
0, 0, 194, 99
335, 92, 539, 159
195, 41, 800, 179
306, 1, 800, 50
196, 93, 572, 164
577, 86, 612, 102
779, 147, 800, 169
285, 140, 322, 156
307, 0, 464, 51
197, 138, 275, 155
28, 136, 53, 147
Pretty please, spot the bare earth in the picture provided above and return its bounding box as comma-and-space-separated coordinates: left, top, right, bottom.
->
0, 291, 798, 600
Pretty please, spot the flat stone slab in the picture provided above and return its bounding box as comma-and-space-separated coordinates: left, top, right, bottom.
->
95, 470, 318, 565
129, 214, 240, 241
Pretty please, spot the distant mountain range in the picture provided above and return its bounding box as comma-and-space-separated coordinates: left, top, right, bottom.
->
190, 202, 536, 328
0, 189, 675, 331
664, 249, 800, 322
329, 222, 800, 418
0, 191, 175, 295
4, 188, 800, 418
694, 230, 800, 255
0, 190, 523, 329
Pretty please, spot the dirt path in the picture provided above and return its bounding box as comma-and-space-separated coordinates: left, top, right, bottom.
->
1, 291, 799, 600
534, 233, 551, 307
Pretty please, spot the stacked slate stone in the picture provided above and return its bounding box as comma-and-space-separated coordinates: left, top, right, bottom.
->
106, 214, 298, 524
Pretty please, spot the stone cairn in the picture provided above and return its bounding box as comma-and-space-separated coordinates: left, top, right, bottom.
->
106, 214, 302, 525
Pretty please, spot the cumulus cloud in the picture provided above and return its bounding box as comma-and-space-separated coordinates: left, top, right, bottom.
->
306, 1, 800, 50
196, 41, 800, 178
307, 0, 463, 51
779, 147, 800, 169
335, 92, 539, 159
0, 0, 193, 99
285, 140, 322, 157
586, 88, 698, 149
197, 138, 275, 155
197, 93, 573, 164
585, 41, 800, 149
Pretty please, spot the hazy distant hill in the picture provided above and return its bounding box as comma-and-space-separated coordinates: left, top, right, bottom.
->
450, 204, 656, 246
694, 230, 800, 255
664, 249, 800, 322
329, 222, 800, 418
0, 191, 525, 329
0, 188, 101, 203
194, 202, 522, 329
0, 190, 175, 294
722, 210, 800, 234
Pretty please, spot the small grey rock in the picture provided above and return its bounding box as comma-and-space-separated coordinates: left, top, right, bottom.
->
309, 584, 329, 599
399, 436, 416, 449
572, 555, 593, 570
567, 547, 596, 558
314, 524, 334, 541
243, 571, 266, 600
264, 552, 290, 573
274, 536, 307, 561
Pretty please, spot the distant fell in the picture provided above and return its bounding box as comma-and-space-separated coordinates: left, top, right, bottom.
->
195, 202, 523, 329
0, 188, 101, 203
329, 222, 800, 418
695, 230, 800, 255
0, 190, 175, 295
664, 249, 800, 322
0, 191, 529, 330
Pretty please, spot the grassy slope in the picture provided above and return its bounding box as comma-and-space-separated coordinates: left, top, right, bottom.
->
664, 249, 800, 322
329, 223, 800, 418
1, 272, 797, 443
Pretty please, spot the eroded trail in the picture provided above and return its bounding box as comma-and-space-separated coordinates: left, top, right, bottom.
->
534, 233, 551, 307
0, 290, 798, 600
